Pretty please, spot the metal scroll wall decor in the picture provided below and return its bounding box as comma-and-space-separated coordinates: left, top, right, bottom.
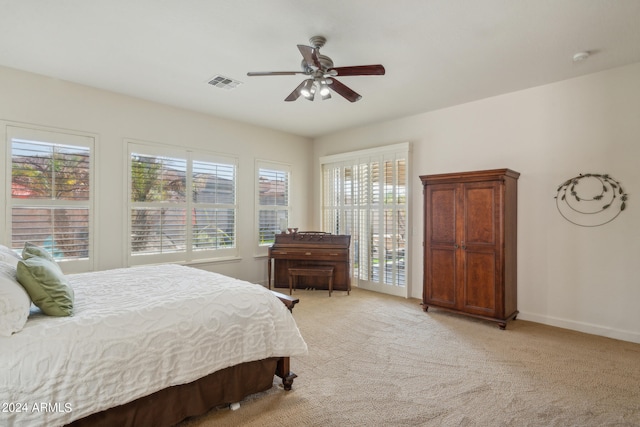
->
555, 173, 628, 227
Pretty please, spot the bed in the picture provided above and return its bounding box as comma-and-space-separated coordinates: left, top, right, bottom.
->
0, 252, 308, 427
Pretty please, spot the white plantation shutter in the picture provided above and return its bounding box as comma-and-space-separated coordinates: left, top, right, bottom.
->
130, 153, 187, 256
8, 125, 93, 269
320, 143, 410, 297
257, 162, 291, 249
129, 142, 237, 264
192, 160, 236, 250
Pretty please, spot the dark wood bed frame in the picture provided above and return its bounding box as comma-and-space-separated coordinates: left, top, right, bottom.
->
67, 291, 300, 427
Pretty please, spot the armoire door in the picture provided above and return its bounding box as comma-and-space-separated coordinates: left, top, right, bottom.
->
424, 183, 460, 309
459, 181, 503, 318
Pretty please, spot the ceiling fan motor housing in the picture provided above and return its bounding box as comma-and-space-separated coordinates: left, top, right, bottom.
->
301, 54, 334, 73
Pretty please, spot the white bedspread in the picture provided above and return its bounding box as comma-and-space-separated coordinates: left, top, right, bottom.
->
0, 264, 308, 427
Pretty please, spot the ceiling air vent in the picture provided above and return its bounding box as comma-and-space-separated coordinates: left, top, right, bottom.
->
207, 75, 242, 90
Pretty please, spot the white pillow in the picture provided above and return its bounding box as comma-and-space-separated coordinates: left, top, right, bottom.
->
0, 261, 31, 336
0, 245, 21, 268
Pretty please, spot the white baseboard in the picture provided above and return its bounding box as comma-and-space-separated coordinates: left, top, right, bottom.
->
517, 311, 640, 344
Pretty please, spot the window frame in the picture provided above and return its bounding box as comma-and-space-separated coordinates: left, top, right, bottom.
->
127, 140, 239, 266
255, 160, 292, 256
3, 122, 95, 273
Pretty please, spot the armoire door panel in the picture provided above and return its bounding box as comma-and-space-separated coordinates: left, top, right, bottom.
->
428, 186, 457, 244
427, 248, 457, 307
462, 251, 496, 315
463, 184, 498, 246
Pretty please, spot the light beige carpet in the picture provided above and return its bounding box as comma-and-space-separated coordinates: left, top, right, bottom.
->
180, 288, 640, 427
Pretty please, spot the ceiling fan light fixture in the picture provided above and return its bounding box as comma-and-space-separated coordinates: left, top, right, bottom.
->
318, 79, 331, 97
300, 79, 315, 100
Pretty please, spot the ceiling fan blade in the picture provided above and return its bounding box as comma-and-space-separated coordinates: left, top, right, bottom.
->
297, 44, 322, 70
247, 71, 306, 76
328, 65, 386, 76
284, 80, 308, 102
327, 78, 362, 102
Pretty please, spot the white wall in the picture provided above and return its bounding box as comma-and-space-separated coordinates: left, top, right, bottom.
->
0, 65, 313, 285
312, 62, 640, 344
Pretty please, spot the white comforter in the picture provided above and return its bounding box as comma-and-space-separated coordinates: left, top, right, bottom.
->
0, 264, 308, 427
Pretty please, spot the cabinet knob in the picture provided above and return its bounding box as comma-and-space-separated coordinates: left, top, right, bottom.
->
454, 244, 459, 249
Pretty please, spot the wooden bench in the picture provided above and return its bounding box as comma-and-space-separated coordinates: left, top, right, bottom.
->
288, 266, 335, 296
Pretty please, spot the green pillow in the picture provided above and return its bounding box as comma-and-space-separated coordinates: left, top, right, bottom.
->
22, 242, 56, 262
16, 257, 74, 317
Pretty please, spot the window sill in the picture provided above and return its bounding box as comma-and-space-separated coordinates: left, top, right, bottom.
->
183, 256, 242, 266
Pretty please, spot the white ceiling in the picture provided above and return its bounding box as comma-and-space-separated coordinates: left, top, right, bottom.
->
1, 0, 639, 138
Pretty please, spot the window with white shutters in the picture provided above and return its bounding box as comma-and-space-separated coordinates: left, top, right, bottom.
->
7, 125, 94, 270
129, 142, 237, 264
320, 143, 409, 297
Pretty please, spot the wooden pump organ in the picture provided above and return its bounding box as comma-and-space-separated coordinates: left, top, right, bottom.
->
268, 232, 351, 295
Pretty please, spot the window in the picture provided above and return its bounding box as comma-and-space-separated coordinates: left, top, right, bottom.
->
256, 161, 291, 250
128, 142, 237, 264
6, 125, 94, 270
321, 143, 409, 297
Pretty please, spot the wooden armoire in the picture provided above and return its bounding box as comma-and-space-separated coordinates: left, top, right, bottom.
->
420, 169, 519, 329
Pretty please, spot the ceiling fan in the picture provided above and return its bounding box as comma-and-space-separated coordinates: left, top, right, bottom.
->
247, 35, 385, 102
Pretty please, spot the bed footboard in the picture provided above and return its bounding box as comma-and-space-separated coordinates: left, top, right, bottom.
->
270, 290, 300, 390
270, 289, 299, 312
275, 356, 297, 391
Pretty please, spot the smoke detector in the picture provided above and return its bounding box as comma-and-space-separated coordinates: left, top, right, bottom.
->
572, 51, 590, 62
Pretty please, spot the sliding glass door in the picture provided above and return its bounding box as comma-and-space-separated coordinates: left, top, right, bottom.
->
321, 143, 409, 297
